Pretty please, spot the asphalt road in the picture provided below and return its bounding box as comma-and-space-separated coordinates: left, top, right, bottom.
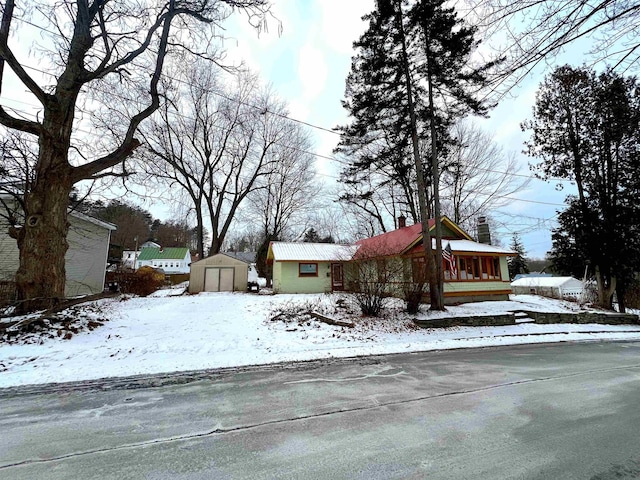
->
1, 341, 640, 479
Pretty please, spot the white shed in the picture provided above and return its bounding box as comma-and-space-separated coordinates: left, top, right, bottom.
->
511, 276, 584, 299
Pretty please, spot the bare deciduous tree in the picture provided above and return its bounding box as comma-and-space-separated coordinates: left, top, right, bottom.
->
440, 120, 530, 234
0, 0, 272, 311
471, 0, 640, 93
142, 63, 301, 257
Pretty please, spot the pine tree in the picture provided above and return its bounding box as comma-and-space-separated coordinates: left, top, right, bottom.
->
508, 234, 529, 279
337, 0, 498, 310
525, 66, 640, 310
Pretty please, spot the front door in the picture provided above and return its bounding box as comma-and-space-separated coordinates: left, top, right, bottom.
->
331, 263, 344, 291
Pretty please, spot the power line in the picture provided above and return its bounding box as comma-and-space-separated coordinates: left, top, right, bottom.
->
2, 16, 574, 185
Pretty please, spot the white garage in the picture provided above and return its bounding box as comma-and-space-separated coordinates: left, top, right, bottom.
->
189, 253, 249, 293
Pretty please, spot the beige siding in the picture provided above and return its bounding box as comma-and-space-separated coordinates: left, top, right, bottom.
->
189, 253, 248, 293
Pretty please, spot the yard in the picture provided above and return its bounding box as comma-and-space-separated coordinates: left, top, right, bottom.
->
1, 288, 640, 389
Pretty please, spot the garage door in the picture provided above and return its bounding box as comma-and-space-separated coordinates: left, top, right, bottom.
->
204, 267, 235, 292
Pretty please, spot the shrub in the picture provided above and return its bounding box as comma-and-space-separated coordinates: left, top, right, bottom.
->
114, 267, 165, 296
403, 282, 426, 314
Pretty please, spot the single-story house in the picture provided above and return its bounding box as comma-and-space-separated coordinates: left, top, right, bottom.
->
136, 247, 191, 274
353, 216, 514, 304
267, 216, 514, 303
189, 253, 249, 293
0, 204, 116, 297
511, 276, 584, 299
267, 242, 358, 294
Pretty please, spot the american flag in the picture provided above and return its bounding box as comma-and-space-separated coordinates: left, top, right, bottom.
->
442, 242, 457, 277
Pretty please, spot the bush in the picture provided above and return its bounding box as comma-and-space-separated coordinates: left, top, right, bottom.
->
113, 267, 165, 296
403, 282, 426, 314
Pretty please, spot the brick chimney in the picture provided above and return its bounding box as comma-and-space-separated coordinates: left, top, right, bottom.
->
398, 215, 406, 228
477, 216, 491, 245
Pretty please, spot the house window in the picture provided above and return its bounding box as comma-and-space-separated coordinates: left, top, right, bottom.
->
454, 256, 501, 281
299, 263, 318, 277
412, 257, 426, 283
482, 257, 501, 280
443, 258, 454, 280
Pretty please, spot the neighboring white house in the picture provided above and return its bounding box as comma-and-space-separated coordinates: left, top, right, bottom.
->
511, 276, 585, 299
136, 247, 191, 274
0, 202, 116, 297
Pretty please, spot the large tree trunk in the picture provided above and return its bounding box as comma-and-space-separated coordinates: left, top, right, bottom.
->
594, 265, 616, 310
426, 44, 445, 311
394, 0, 440, 310
15, 152, 73, 313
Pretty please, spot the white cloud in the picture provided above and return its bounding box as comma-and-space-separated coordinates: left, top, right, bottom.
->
317, 0, 374, 54
297, 42, 329, 101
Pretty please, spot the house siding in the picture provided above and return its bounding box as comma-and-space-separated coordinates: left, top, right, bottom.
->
65, 216, 111, 296
0, 208, 111, 296
274, 261, 332, 293
0, 218, 19, 282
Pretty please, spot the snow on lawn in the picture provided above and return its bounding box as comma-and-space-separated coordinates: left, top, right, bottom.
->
1, 292, 640, 388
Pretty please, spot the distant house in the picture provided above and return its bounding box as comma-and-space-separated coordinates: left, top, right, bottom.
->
0, 202, 116, 297
511, 276, 584, 299
136, 247, 191, 274
267, 242, 358, 294
224, 251, 257, 264
267, 216, 515, 303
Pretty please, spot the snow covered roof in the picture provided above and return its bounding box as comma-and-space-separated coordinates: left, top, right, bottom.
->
511, 276, 583, 288
445, 239, 514, 255
269, 242, 358, 262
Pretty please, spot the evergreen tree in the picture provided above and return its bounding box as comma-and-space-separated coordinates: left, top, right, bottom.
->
525, 66, 640, 310
508, 234, 529, 279
336, 0, 497, 310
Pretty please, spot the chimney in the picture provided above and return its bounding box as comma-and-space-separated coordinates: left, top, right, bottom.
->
477, 216, 491, 245
398, 215, 406, 229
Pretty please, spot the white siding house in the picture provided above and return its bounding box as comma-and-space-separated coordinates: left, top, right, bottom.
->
136, 247, 191, 274
511, 276, 585, 299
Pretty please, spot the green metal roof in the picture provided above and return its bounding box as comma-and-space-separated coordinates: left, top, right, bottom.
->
137, 247, 189, 261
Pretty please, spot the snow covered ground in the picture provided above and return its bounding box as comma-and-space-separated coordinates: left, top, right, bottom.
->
1, 290, 640, 388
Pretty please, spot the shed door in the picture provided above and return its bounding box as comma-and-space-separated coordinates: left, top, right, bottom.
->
220, 268, 234, 291
204, 268, 220, 292
204, 267, 235, 292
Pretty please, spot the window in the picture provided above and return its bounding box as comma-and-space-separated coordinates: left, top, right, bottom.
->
453, 256, 501, 281
412, 257, 426, 283
443, 258, 455, 280
299, 263, 318, 277
482, 257, 501, 280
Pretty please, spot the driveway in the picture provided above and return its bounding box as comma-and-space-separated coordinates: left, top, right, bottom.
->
1, 341, 640, 479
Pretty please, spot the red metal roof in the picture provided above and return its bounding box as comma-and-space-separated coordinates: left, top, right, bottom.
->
355, 219, 435, 258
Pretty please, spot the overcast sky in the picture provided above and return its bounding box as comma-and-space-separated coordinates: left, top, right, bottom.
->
219, 0, 586, 259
